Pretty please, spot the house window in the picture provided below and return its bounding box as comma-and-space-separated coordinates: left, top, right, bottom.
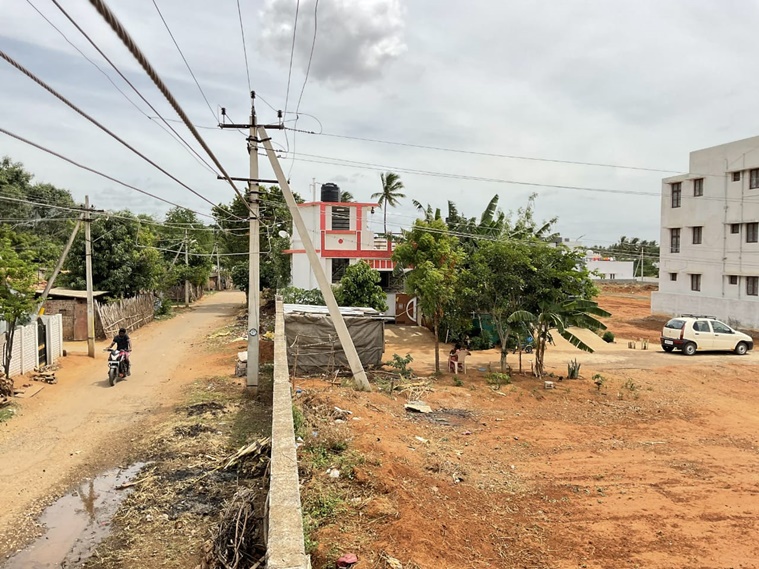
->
331, 258, 349, 283
693, 178, 703, 196
671, 182, 682, 207
747, 222, 759, 243
747, 276, 759, 296
692, 226, 703, 244
669, 272, 678, 281
729, 275, 738, 285
733, 171, 741, 182
670, 228, 681, 253
608, 274, 616, 280
690, 274, 701, 292
731, 223, 740, 234
751, 169, 759, 189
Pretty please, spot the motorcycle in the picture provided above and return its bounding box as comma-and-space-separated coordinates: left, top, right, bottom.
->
105, 348, 130, 386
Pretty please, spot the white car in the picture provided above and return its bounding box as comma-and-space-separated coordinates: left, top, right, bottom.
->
660, 316, 754, 356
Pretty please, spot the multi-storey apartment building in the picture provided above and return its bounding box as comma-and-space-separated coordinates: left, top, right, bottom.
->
652, 136, 759, 328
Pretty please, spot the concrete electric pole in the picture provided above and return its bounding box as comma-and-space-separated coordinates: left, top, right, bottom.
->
84, 195, 96, 358
184, 229, 190, 308
247, 93, 260, 390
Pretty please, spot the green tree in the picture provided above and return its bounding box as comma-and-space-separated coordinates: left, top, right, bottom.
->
393, 218, 463, 372
371, 172, 405, 236
64, 212, 165, 298
465, 239, 533, 371
335, 261, 388, 311
213, 186, 301, 292
159, 207, 213, 290
0, 239, 38, 378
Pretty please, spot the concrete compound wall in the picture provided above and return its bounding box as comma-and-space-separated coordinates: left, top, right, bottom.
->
0, 315, 62, 377
266, 299, 310, 569
652, 291, 759, 330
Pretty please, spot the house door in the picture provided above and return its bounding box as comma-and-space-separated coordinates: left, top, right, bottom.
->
394, 294, 418, 325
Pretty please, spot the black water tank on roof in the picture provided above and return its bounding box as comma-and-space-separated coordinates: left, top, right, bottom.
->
320, 182, 340, 202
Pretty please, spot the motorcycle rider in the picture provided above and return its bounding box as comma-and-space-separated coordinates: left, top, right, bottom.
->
106, 328, 132, 376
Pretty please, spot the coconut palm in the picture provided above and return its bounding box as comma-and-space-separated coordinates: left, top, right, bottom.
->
371, 172, 405, 236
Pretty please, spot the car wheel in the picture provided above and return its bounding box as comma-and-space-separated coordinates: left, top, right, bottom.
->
735, 342, 748, 355
662, 345, 675, 353
683, 342, 697, 356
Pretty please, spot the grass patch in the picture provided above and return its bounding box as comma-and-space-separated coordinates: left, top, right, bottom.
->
485, 372, 512, 389
0, 405, 16, 422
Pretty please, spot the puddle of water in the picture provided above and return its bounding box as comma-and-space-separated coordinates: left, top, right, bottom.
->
2, 463, 145, 569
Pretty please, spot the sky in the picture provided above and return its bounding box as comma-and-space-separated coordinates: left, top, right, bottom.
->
3, 0, 759, 247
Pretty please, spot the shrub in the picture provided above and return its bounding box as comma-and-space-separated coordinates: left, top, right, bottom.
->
385, 353, 414, 379
602, 331, 615, 343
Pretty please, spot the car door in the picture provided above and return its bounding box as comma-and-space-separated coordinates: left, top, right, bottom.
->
692, 320, 713, 350
709, 320, 735, 350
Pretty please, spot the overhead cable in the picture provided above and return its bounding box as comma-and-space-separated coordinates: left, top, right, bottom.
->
86, 0, 249, 209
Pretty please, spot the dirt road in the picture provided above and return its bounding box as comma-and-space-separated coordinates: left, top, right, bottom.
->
0, 290, 245, 556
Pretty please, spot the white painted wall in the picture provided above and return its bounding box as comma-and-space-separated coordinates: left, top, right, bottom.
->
654, 135, 759, 329
587, 260, 635, 280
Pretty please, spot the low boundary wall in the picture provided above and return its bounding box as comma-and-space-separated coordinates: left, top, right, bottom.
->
266, 298, 310, 568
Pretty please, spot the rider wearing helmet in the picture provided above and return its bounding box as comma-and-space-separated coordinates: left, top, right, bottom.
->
107, 328, 132, 376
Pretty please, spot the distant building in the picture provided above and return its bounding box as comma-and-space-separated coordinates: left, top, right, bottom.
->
653, 135, 759, 327
552, 238, 635, 280
284, 183, 402, 316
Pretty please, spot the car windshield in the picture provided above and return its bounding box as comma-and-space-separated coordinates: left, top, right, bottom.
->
664, 319, 686, 329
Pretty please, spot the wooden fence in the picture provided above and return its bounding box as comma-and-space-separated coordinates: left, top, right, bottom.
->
96, 294, 156, 339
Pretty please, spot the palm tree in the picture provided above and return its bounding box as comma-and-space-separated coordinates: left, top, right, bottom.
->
340, 191, 354, 202
371, 172, 405, 236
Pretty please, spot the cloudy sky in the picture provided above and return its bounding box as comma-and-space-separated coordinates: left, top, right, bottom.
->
3, 0, 759, 246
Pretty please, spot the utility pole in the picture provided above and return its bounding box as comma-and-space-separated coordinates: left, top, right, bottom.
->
84, 196, 95, 358
219, 94, 283, 391
248, 93, 260, 390
216, 245, 222, 291
259, 126, 372, 391
639, 245, 644, 280
184, 229, 190, 308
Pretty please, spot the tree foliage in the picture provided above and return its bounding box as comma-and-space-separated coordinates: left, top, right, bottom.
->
335, 261, 388, 312
393, 218, 464, 372
213, 186, 301, 292
0, 239, 38, 378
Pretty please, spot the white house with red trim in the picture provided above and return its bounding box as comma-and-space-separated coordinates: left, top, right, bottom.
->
284, 184, 398, 313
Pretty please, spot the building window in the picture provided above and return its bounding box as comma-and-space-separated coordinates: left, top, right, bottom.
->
693, 178, 703, 196
747, 222, 759, 243
670, 228, 681, 253
331, 258, 349, 283
692, 226, 703, 244
608, 274, 616, 280
729, 275, 738, 285
751, 169, 759, 189
731, 223, 740, 234
671, 182, 682, 207
733, 171, 741, 182
690, 274, 701, 292
669, 272, 678, 281
748, 276, 759, 296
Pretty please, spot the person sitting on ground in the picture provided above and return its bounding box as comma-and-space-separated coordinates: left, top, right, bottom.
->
107, 328, 132, 376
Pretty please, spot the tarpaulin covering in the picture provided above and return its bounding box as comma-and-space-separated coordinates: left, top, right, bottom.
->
284, 313, 385, 373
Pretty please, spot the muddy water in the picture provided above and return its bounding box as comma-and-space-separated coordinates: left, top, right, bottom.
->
2, 463, 145, 569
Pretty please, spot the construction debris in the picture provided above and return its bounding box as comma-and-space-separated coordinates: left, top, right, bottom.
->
32, 371, 57, 384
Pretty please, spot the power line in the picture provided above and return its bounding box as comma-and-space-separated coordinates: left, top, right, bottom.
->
0, 127, 216, 220
288, 0, 320, 179
283, 0, 301, 149
286, 127, 685, 176
151, 0, 218, 122
0, 50, 236, 217
86, 0, 249, 210
26, 0, 217, 176
235, 0, 252, 92
48, 0, 219, 176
